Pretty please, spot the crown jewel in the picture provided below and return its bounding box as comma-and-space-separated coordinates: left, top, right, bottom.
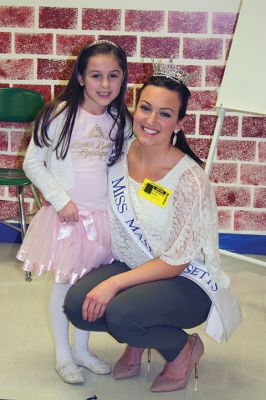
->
153, 60, 194, 85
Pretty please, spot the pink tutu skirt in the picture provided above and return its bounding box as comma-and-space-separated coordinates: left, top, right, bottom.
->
17, 206, 113, 284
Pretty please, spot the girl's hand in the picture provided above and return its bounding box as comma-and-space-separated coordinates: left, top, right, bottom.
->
82, 279, 118, 322
58, 201, 79, 223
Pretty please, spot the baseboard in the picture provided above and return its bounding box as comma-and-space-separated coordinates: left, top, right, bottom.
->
0, 223, 23, 243
0, 223, 265, 255
219, 233, 265, 255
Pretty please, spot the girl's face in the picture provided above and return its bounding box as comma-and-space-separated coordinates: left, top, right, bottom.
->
78, 53, 124, 114
133, 85, 181, 148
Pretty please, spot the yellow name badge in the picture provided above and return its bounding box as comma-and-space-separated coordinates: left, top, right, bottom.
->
138, 179, 172, 208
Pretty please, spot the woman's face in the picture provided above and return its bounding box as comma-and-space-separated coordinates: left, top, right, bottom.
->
133, 85, 181, 148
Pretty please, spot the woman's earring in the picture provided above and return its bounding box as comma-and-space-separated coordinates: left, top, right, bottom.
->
172, 129, 178, 146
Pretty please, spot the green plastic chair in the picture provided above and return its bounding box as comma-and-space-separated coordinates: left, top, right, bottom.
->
0, 88, 45, 281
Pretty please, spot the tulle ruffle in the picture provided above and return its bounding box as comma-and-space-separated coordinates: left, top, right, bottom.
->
17, 206, 113, 284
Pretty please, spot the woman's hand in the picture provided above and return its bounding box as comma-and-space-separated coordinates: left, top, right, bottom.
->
57, 201, 79, 223
82, 279, 118, 322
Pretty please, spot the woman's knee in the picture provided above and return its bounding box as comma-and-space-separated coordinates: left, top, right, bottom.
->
105, 295, 145, 342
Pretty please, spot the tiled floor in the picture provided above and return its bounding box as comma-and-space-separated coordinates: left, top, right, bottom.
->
0, 243, 266, 400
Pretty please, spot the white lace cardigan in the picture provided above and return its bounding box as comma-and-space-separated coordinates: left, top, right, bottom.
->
24, 105, 131, 212
108, 142, 230, 288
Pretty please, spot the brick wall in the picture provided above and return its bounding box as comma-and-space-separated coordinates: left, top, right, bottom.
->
0, 0, 265, 235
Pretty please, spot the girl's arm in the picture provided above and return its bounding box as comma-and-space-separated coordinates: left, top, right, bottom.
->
82, 258, 188, 322
24, 138, 70, 211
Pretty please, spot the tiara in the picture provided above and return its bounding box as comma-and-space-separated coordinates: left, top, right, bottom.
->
88, 39, 118, 48
153, 61, 195, 85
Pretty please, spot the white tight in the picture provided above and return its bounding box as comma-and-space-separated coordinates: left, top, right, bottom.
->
49, 282, 90, 364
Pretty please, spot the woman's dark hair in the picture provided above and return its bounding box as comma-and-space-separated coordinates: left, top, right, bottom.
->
137, 75, 203, 166
34, 41, 132, 165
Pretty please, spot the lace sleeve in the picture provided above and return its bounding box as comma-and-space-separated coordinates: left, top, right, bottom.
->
160, 165, 230, 287
160, 167, 203, 265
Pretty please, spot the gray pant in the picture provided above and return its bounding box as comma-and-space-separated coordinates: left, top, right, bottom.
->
64, 261, 211, 361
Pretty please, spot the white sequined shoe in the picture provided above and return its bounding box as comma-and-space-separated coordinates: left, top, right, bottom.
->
55, 360, 85, 384
74, 352, 111, 375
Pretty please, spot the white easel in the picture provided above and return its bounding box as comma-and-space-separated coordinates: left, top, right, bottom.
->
204, 0, 266, 268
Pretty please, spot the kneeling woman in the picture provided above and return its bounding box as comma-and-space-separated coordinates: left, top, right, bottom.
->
64, 68, 241, 393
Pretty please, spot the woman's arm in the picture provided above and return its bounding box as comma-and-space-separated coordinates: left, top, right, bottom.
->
82, 258, 188, 322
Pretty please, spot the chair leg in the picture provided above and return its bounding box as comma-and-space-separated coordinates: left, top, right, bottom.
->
30, 184, 42, 210
18, 186, 32, 282
18, 187, 27, 239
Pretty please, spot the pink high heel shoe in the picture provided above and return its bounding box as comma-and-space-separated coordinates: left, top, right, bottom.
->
112, 346, 145, 380
150, 333, 204, 392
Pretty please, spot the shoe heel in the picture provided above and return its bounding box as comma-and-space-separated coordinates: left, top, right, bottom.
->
194, 362, 199, 392
147, 348, 151, 375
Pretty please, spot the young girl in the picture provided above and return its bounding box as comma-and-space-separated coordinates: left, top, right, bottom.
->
17, 40, 131, 384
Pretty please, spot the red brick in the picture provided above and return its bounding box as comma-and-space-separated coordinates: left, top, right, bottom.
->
199, 115, 238, 136
82, 9, 120, 31
0, 131, 8, 151
168, 11, 207, 34
99, 35, 137, 57
0, 154, 24, 168
0, 59, 33, 80
0, 200, 21, 219
13, 84, 51, 102
0, 199, 30, 219
234, 210, 266, 231
20, 35, 50, 56
128, 62, 153, 84
11, 131, 31, 153
205, 66, 225, 87
258, 142, 266, 162
254, 188, 266, 208
189, 90, 217, 111
187, 137, 211, 160
15, 33, 53, 55
56, 35, 95, 56
0, 83, 9, 88
37, 59, 75, 80
39, 7, 78, 29
0, 32, 11, 53
212, 12, 238, 34
217, 140, 256, 161
126, 87, 134, 108
180, 114, 196, 135
240, 164, 266, 186
141, 37, 180, 58
218, 209, 232, 230
125, 10, 164, 32
0, 122, 29, 129
0, 6, 34, 28
54, 85, 66, 98
241, 116, 266, 138
8, 184, 33, 199
180, 66, 203, 88
214, 186, 251, 207
209, 163, 237, 183
183, 38, 223, 60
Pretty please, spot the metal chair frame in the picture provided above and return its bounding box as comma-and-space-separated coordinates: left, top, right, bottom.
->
0, 88, 45, 281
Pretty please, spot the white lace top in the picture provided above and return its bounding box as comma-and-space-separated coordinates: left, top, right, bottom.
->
108, 140, 230, 288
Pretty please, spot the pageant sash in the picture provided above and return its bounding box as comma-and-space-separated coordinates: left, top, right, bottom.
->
108, 150, 242, 343
109, 152, 153, 259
